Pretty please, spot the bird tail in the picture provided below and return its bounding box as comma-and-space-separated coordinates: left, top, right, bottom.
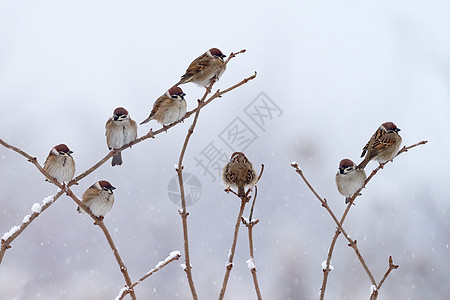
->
175, 76, 189, 87
140, 117, 151, 125
238, 186, 245, 198
112, 153, 122, 166
345, 197, 350, 204
357, 157, 369, 169
77, 206, 81, 213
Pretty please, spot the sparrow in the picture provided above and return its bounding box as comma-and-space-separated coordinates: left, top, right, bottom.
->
335, 159, 366, 204
105, 107, 138, 166
140, 86, 187, 126
43, 144, 76, 184
176, 48, 226, 87
222, 152, 258, 198
358, 122, 402, 169
77, 180, 115, 218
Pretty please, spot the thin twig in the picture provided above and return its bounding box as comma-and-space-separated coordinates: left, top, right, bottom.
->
319, 227, 340, 299
0, 190, 64, 263
249, 164, 264, 221
65, 187, 137, 300
117, 251, 182, 299
249, 186, 258, 223
369, 256, 399, 300
219, 198, 248, 300
247, 224, 262, 300
242, 186, 262, 300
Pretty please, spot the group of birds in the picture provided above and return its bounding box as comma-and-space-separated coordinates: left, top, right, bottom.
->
335, 121, 402, 203
39, 49, 401, 217
220, 122, 403, 203
41, 48, 227, 218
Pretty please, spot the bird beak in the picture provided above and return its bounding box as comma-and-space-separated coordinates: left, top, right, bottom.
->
181, 93, 186, 99
110, 186, 116, 190
339, 167, 345, 174
396, 128, 401, 133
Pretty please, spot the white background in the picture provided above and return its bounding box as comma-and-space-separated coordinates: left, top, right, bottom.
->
1, 0, 449, 299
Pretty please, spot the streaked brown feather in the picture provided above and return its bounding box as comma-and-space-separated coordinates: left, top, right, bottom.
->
180, 53, 211, 81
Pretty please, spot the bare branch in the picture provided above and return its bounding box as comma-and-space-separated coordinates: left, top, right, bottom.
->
377, 256, 399, 292
242, 186, 262, 300
118, 251, 182, 299
292, 163, 378, 287
370, 256, 399, 300
0, 191, 64, 263
291, 140, 427, 300
64, 187, 136, 299
219, 198, 248, 300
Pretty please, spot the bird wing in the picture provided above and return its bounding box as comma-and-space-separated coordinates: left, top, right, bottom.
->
360, 128, 383, 158
370, 135, 398, 153
81, 186, 101, 206
105, 118, 113, 149
140, 95, 166, 125
181, 53, 211, 80
151, 96, 166, 117
361, 139, 371, 158
105, 118, 113, 131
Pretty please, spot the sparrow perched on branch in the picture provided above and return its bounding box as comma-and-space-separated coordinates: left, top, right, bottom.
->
43, 144, 76, 183
140, 86, 187, 126
335, 159, 366, 204
77, 180, 115, 218
358, 122, 402, 169
222, 152, 257, 198
176, 48, 226, 87
105, 107, 138, 166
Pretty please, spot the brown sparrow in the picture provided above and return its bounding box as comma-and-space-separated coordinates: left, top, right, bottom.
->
176, 48, 226, 87
222, 152, 257, 198
335, 159, 366, 204
43, 144, 76, 183
77, 180, 115, 218
140, 86, 187, 126
358, 122, 402, 169
105, 107, 138, 166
